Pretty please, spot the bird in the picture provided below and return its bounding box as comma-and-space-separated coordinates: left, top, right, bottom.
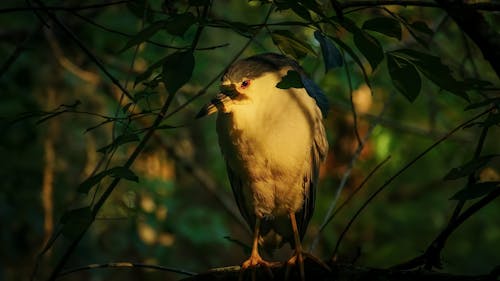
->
197, 53, 329, 280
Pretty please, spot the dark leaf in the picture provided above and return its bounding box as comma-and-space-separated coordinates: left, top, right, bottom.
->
189, 0, 209, 6
314, 31, 343, 72
444, 155, 499, 180
484, 112, 500, 127
127, 0, 153, 22
119, 20, 167, 53
122, 102, 133, 113
60, 207, 93, 239
339, 18, 358, 33
156, 124, 179, 130
78, 170, 110, 193
276, 70, 303, 89
362, 17, 402, 40
302, 77, 329, 117
410, 21, 434, 35
162, 51, 195, 94
450, 182, 500, 201
291, 3, 312, 22
109, 166, 139, 182
300, 0, 326, 17
328, 36, 371, 88
353, 30, 384, 71
274, 0, 292, 10
165, 12, 196, 37
386, 53, 421, 102
135, 56, 169, 86
465, 97, 500, 111
462, 78, 494, 91
271, 30, 315, 60
133, 90, 158, 102
392, 49, 469, 101
97, 133, 140, 154
216, 20, 257, 37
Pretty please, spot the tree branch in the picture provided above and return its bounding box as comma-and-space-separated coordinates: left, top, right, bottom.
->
340, 0, 500, 11
179, 263, 496, 281
435, 0, 500, 77
0, 1, 130, 14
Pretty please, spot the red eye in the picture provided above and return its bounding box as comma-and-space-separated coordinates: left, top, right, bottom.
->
241, 80, 250, 89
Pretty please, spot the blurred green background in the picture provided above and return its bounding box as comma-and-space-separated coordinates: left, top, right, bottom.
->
0, 1, 499, 280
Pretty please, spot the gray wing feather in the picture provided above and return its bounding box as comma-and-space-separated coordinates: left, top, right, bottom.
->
297, 115, 328, 240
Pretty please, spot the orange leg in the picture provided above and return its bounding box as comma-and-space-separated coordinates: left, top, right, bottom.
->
239, 217, 278, 281
285, 213, 331, 281
285, 212, 305, 281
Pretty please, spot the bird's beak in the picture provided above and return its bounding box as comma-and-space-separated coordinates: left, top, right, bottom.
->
196, 85, 238, 119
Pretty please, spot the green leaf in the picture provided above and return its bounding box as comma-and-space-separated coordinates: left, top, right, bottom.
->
78, 166, 138, 194
60, 207, 93, 239
276, 70, 304, 89
127, 0, 153, 22
353, 30, 384, 71
271, 30, 315, 60
392, 49, 469, 101
215, 20, 257, 37
134, 56, 169, 86
119, 20, 167, 53
109, 166, 139, 182
314, 31, 343, 72
78, 170, 110, 193
290, 4, 312, 22
133, 90, 158, 102
165, 12, 196, 37
410, 21, 433, 35
386, 53, 421, 102
97, 133, 140, 154
444, 155, 499, 180
162, 51, 195, 94
363, 17, 402, 40
450, 181, 500, 201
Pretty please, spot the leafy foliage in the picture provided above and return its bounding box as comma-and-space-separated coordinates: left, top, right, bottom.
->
0, 1, 499, 281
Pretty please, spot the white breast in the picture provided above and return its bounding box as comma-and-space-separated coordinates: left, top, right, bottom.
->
216, 72, 323, 217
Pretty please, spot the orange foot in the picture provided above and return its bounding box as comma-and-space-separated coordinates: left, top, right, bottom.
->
285, 251, 331, 281
239, 253, 280, 281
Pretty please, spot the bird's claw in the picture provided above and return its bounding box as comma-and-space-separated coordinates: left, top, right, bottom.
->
238, 254, 279, 281
285, 251, 331, 281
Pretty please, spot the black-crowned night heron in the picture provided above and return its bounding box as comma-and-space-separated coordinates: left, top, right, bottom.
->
197, 53, 328, 279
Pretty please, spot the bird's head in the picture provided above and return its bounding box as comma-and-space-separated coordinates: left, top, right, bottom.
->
196, 53, 304, 118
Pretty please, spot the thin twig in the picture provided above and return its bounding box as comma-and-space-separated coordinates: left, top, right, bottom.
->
320, 155, 391, 256
58, 262, 196, 278
164, 5, 274, 119
34, 0, 135, 101
344, 51, 362, 146
339, 1, 500, 11
0, 1, 130, 13
331, 107, 493, 260
0, 24, 43, 79
311, 92, 393, 252
70, 12, 228, 51
42, 1, 214, 280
